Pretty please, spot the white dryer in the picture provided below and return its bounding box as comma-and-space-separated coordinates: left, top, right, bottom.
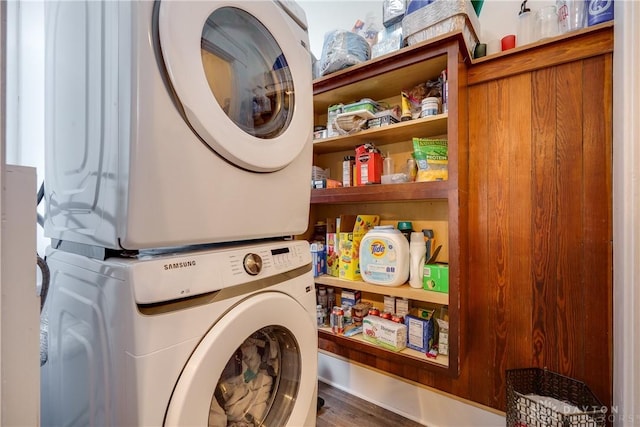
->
44, 0, 313, 251
40, 239, 318, 426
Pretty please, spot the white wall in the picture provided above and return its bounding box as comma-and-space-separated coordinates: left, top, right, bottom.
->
300, 0, 556, 60
6, 0, 46, 257
612, 1, 640, 425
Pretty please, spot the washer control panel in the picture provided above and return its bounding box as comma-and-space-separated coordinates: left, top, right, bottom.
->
243, 253, 263, 276
130, 240, 311, 304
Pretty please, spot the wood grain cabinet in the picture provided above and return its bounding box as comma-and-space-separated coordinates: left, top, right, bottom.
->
308, 32, 470, 378
308, 22, 614, 417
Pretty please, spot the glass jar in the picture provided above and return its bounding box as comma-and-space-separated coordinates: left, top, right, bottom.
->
535, 5, 559, 41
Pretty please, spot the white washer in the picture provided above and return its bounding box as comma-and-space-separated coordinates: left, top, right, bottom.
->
40, 239, 318, 426
44, 0, 313, 251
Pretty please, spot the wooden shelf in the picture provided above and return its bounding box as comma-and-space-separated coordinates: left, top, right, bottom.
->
311, 180, 450, 204
318, 327, 448, 367
312, 31, 468, 111
315, 275, 449, 306
312, 114, 448, 154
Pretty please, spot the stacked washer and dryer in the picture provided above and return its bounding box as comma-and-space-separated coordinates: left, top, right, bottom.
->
40, 1, 318, 426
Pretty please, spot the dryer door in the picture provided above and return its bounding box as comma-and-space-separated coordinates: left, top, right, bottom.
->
164, 292, 317, 426
158, 1, 312, 173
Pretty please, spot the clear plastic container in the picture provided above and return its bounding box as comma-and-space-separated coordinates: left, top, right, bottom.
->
383, 152, 395, 176
535, 5, 559, 41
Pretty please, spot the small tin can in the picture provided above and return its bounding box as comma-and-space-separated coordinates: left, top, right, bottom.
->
343, 156, 355, 187
368, 307, 380, 317
380, 311, 392, 320
331, 307, 344, 334
420, 97, 440, 117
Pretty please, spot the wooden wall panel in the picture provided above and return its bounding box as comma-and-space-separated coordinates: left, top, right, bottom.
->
505, 72, 533, 379
465, 46, 613, 412
530, 65, 558, 374
465, 83, 490, 406
580, 54, 613, 406
555, 60, 586, 378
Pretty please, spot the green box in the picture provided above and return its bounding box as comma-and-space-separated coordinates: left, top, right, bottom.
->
342, 100, 379, 114
423, 264, 449, 293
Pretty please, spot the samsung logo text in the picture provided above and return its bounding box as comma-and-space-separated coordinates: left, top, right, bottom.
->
164, 260, 197, 271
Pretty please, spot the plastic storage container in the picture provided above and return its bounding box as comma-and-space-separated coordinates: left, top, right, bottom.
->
402, 0, 480, 58
359, 226, 410, 286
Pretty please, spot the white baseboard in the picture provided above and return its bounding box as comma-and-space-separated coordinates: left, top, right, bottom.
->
318, 352, 505, 427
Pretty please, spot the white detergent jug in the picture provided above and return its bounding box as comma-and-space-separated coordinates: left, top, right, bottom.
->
359, 226, 410, 286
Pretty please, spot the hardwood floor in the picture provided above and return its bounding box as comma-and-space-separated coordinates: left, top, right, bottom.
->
316, 381, 426, 427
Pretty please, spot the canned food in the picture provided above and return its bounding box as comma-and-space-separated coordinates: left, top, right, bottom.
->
331, 307, 344, 334
380, 311, 392, 320
420, 97, 440, 117
391, 314, 404, 323
368, 308, 380, 317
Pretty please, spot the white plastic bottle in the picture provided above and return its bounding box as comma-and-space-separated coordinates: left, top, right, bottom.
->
517, 0, 533, 46
409, 232, 427, 289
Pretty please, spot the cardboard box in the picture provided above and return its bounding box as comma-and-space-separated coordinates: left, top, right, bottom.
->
310, 242, 326, 277
423, 263, 449, 293
405, 308, 435, 353
342, 99, 380, 115
311, 178, 326, 189
395, 298, 409, 316
437, 318, 449, 355
355, 145, 383, 185
363, 315, 407, 352
326, 232, 339, 277
338, 214, 380, 280
340, 288, 362, 307
383, 295, 396, 314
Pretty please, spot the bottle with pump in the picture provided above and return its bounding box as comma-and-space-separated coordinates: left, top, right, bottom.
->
409, 232, 427, 289
517, 0, 533, 46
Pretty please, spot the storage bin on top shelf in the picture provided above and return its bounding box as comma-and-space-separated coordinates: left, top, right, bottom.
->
402, 0, 480, 58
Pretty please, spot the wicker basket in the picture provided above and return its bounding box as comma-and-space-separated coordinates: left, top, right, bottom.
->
506, 368, 607, 427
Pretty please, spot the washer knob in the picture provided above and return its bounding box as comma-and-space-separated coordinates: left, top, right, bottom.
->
243, 253, 263, 276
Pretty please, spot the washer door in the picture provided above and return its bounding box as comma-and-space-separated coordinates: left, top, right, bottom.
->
164, 292, 317, 426
158, 1, 312, 172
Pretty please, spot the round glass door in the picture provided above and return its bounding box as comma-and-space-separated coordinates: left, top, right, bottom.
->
164, 292, 317, 427
201, 8, 293, 140
209, 326, 300, 426
158, 1, 313, 172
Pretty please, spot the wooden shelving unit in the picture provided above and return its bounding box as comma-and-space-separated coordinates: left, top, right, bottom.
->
310, 31, 469, 377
